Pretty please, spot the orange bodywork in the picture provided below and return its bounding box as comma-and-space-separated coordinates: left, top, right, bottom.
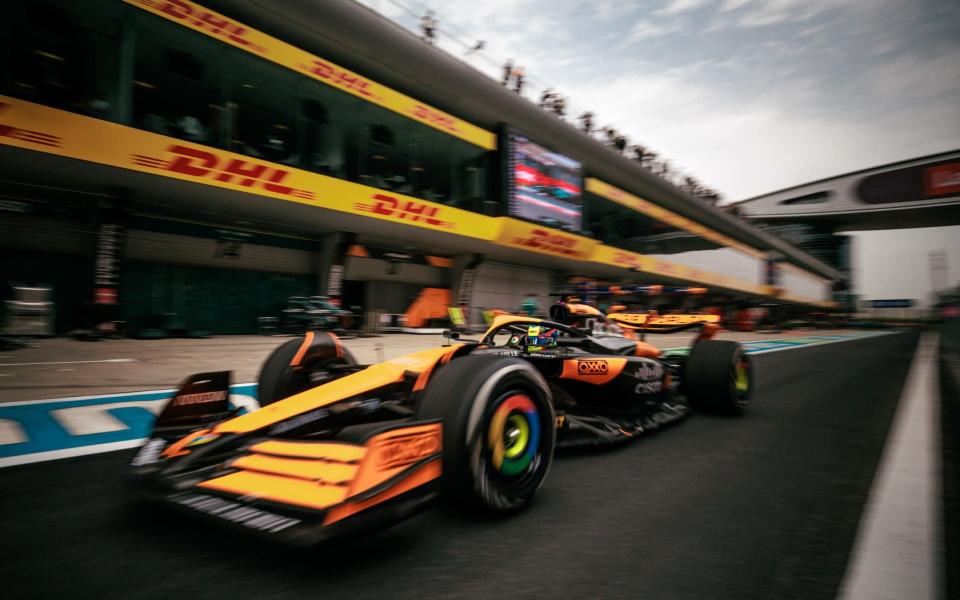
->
160, 428, 211, 459
404, 288, 451, 328
635, 342, 662, 358
199, 470, 350, 510
195, 423, 442, 517
565, 303, 602, 317
214, 345, 459, 434
324, 460, 441, 525
607, 312, 721, 331
290, 330, 315, 366
559, 358, 628, 385
250, 439, 366, 462
413, 345, 461, 391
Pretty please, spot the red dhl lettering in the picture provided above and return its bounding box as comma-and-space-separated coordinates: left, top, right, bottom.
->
300, 60, 375, 98
131, 145, 314, 200
613, 252, 643, 268
411, 105, 459, 133
511, 229, 584, 257
143, 0, 266, 53
653, 261, 676, 273
355, 194, 454, 228
0, 101, 62, 148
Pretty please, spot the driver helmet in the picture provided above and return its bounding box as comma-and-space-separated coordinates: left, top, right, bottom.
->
523, 324, 559, 352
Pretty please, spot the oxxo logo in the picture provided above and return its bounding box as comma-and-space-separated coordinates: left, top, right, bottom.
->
131, 145, 314, 200
378, 432, 440, 469
356, 194, 454, 228
512, 229, 584, 257
577, 360, 609, 375
141, 0, 267, 54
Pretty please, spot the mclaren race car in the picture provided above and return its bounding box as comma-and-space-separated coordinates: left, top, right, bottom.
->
129, 312, 752, 545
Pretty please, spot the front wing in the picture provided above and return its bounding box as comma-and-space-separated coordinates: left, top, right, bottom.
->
132, 421, 442, 546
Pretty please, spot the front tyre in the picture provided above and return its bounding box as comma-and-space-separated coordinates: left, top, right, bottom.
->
684, 340, 752, 414
258, 337, 357, 407
417, 356, 556, 512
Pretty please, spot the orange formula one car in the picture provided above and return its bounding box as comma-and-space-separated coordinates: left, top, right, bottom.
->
129, 312, 752, 545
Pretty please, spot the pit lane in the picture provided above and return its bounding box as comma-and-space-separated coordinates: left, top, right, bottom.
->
0, 331, 919, 599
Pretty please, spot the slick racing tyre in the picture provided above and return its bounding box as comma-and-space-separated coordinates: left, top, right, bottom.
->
258, 336, 357, 406
684, 340, 752, 414
417, 356, 556, 512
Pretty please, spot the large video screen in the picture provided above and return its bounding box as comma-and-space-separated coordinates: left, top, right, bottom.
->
507, 132, 583, 231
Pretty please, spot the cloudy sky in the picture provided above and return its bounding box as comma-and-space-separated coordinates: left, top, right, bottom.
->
361, 0, 960, 201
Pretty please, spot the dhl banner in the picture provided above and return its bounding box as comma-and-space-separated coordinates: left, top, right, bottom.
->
124, 0, 496, 150
588, 245, 765, 295
779, 261, 829, 288
492, 219, 599, 260
776, 262, 833, 306
585, 178, 765, 259
590, 245, 646, 271
1, 95, 797, 299
0, 96, 498, 239
644, 255, 766, 295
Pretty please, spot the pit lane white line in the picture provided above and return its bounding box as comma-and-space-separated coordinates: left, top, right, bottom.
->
0, 385, 258, 407
0, 419, 27, 445
0, 358, 137, 367
0, 439, 147, 468
52, 400, 166, 436
837, 332, 941, 600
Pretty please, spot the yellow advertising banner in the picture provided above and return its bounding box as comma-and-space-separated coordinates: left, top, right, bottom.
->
585, 178, 765, 259
493, 218, 599, 260
0, 95, 793, 298
123, 0, 497, 150
779, 261, 829, 288
0, 96, 498, 239
589, 245, 647, 271
585, 244, 764, 295
643, 255, 765, 295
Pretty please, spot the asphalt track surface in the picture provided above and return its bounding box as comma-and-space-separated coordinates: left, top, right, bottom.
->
0, 332, 918, 600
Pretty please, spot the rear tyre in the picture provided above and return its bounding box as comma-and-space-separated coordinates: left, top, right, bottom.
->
416, 356, 556, 512
258, 337, 357, 407
684, 340, 752, 414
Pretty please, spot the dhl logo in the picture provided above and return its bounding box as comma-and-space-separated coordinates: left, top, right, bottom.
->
0, 102, 62, 148
577, 360, 609, 375
378, 431, 440, 469
131, 145, 314, 200
650, 260, 678, 274
355, 194, 454, 228
131, 0, 267, 54
612, 251, 643, 269
299, 60, 378, 100
511, 229, 586, 257
410, 105, 460, 134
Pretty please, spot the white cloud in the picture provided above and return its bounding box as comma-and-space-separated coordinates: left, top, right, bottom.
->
708, 0, 844, 30
655, 0, 711, 16
630, 20, 682, 41
719, 0, 751, 13
565, 48, 960, 199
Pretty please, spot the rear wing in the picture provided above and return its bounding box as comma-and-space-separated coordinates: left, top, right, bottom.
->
607, 312, 721, 334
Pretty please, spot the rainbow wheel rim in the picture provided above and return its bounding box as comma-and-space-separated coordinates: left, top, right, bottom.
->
488, 394, 540, 477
